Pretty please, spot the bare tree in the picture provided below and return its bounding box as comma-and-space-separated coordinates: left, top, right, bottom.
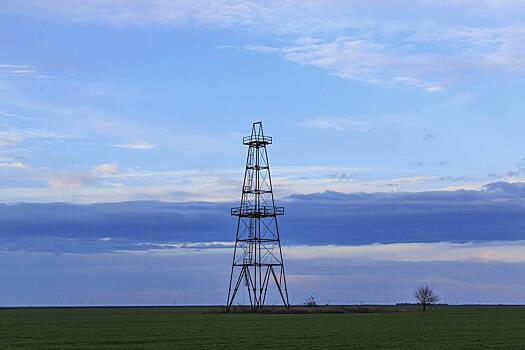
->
304, 294, 317, 307
414, 286, 439, 312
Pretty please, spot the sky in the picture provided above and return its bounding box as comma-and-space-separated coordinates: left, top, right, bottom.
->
1, 0, 525, 306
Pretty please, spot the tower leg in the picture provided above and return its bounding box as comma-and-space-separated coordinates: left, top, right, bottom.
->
260, 266, 272, 306
227, 267, 245, 311
270, 266, 289, 307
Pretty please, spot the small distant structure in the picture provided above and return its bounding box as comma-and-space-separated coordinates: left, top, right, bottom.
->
226, 122, 289, 311
304, 294, 317, 307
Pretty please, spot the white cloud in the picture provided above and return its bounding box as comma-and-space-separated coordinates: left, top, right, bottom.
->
2, 1, 525, 90
124, 239, 525, 264
0, 64, 54, 79
284, 241, 525, 263
3, 1, 525, 31
303, 116, 371, 132
0, 64, 38, 77
0, 132, 21, 147
0, 162, 456, 203
93, 162, 119, 176
46, 163, 120, 189
301, 116, 415, 132
47, 170, 97, 189
113, 141, 158, 150
0, 0, 269, 27
247, 38, 450, 91
0, 159, 28, 169
245, 23, 525, 90
0, 128, 75, 148
0, 133, 483, 203
0, 110, 19, 118
482, 25, 525, 72
408, 25, 525, 73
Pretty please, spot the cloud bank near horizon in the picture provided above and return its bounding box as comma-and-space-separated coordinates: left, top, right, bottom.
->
2, 181, 525, 306
1, 181, 525, 254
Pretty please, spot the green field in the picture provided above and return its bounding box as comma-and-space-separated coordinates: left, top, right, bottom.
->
1, 306, 525, 349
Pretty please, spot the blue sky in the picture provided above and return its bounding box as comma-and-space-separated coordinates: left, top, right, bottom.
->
1, 1, 525, 305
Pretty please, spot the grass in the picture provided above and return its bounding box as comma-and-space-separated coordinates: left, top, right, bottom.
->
225, 305, 401, 313
1, 305, 525, 349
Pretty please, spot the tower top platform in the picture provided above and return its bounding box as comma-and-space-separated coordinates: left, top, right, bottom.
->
242, 121, 272, 146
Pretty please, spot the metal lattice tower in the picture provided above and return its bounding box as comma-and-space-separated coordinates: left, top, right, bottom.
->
226, 121, 289, 311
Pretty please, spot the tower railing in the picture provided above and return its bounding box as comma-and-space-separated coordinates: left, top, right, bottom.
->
231, 205, 284, 217
243, 135, 272, 146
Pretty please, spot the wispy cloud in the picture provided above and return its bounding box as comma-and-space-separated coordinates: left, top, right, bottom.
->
0, 110, 19, 118
113, 240, 525, 264
296, 241, 525, 263
409, 25, 525, 73
113, 141, 158, 150
284, 241, 525, 264
0, 158, 28, 169
0, 132, 21, 147
3, 1, 524, 32
0, 128, 75, 148
246, 23, 525, 90
93, 162, 119, 176
302, 115, 417, 133
273, 174, 441, 197
0, 0, 271, 28
47, 170, 97, 189
0, 94, 226, 155
3, 2, 525, 90
0, 64, 54, 79
302, 116, 371, 132
247, 38, 450, 92
0, 161, 447, 203
47, 162, 120, 189
0, 64, 38, 77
